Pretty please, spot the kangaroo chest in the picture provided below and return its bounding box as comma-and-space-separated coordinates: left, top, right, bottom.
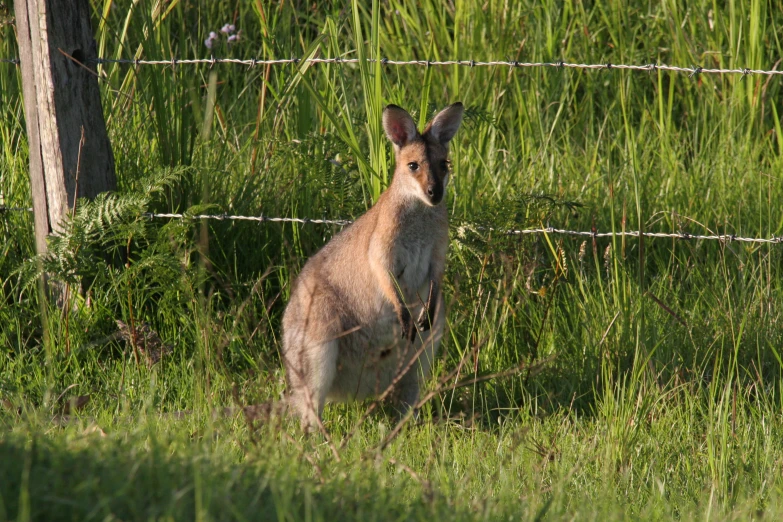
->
397, 238, 432, 293
390, 214, 444, 303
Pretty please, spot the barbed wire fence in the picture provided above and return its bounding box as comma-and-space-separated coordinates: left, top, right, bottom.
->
2, 54, 782, 245
0, 56, 783, 77
3, 55, 783, 76
2, 206, 781, 245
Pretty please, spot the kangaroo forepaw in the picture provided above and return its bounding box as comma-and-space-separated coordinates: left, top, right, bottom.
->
400, 309, 417, 341
416, 309, 432, 333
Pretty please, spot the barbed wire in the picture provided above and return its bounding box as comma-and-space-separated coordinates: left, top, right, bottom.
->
140, 211, 354, 227
500, 227, 783, 244
147, 212, 783, 244
3, 53, 779, 243
103, 211, 783, 244
1, 55, 782, 77
6, 206, 777, 244
0, 205, 33, 212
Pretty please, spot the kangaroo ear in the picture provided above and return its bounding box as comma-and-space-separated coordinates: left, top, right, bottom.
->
383, 105, 418, 148
425, 102, 464, 144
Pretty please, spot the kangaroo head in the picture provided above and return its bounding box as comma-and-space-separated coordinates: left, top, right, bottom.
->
382, 102, 464, 206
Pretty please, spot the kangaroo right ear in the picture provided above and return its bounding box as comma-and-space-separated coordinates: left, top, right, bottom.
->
383, 105, 418, 148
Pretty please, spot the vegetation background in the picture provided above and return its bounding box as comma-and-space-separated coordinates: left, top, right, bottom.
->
2, 0, 783, 519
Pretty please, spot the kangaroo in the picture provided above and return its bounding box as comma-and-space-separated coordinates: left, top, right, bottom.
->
281, 102, 464, 430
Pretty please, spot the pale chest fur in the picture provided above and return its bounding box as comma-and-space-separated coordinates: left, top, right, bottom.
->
389, 205, 447, 303
394, 231, 435, 301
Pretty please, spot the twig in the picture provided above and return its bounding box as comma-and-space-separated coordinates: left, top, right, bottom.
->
376, 355, 553, 452
598, 311, 621, 347
386, 457, 434, 499
339, 327, 453, 450
645, 291, 687, 327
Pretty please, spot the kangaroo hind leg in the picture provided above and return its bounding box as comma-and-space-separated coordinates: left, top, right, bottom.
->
285, 338, 338, 432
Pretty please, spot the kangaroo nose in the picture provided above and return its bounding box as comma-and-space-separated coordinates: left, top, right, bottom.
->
427, 187, 435, 197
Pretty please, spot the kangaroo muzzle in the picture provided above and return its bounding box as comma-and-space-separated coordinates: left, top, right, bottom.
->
426, 182, 444, 205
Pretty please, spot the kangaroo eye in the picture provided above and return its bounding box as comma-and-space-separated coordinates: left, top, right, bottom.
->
407, 162, 419, 171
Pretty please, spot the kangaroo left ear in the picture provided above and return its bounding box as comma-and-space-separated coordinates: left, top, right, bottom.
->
425, 102, 464, 144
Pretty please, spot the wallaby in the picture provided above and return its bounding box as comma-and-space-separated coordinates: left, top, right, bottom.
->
281, 102, 464, 430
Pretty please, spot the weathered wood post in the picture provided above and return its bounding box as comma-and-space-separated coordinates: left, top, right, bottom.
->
13, 0, 116, 255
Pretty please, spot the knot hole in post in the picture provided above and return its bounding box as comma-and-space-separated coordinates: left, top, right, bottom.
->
71, 49, 86, 65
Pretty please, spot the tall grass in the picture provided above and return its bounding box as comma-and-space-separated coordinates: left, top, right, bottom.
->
2, 0, 783, 519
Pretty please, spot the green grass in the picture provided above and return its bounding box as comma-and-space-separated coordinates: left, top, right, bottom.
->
2, 0, 783, 519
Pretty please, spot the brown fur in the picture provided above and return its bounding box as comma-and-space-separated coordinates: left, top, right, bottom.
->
281, 103, 464, 430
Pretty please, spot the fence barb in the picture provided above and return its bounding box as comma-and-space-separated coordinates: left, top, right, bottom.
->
2, 56, 783, 77
3, 206, 781, 244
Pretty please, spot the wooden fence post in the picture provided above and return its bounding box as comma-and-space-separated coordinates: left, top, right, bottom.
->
14, 0, 116, 255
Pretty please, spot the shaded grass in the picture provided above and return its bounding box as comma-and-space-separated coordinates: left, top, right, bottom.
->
2, 392, 783, 521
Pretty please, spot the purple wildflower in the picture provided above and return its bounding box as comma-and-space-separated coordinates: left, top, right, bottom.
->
221, 24, 236, 35
204, 31, 219, 49
227, 33, 239, 43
